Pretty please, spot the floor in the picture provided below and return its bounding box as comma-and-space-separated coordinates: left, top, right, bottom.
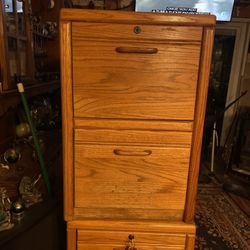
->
200, 156, 250, 216
195, 173, 250, 250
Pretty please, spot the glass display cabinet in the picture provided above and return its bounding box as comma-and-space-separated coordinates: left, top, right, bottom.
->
203, 18, 250, 172
0, 0, 34, 92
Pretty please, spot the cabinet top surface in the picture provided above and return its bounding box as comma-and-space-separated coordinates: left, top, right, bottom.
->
60, 9, 216, 26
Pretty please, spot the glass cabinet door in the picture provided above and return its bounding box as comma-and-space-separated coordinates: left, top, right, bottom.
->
207, 29, 236, 141
0, 0, 34, 91
202, 20, 250, 165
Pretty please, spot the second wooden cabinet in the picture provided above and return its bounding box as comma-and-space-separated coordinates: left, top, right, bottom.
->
60, 9, 216, 250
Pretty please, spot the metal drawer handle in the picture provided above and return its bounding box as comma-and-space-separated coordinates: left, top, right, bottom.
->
113, 149, 152, 156
116, 47, 158, 54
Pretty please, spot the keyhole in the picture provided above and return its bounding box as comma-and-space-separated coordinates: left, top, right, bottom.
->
134, 26, 141, 34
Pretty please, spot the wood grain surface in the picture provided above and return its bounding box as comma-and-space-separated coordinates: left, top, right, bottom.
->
60, 21, 74, 220
74, 118, 193, 132
184, 27, 215, 222
72, 22, 202, 42
78, 230, 186, 250
67, 220, 196, 234
74, 144, 190, 218
72, 39, 201, 120
75, 128, 192, 146
60, 9, 216, 26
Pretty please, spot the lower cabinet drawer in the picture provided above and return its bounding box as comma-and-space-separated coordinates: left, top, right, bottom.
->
77, 230, 186, 250
74, 144, 191, 220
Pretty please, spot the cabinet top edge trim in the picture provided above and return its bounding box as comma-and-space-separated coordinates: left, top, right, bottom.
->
60, 9, 216, 26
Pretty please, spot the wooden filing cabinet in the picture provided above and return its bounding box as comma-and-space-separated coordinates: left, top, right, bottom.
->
60, 9, 215, 250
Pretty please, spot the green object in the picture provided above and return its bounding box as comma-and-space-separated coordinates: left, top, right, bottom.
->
17, 83, 52, 196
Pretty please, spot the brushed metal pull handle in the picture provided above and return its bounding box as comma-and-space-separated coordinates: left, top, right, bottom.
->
113, 149, 152, 156
116, 47, 158, 54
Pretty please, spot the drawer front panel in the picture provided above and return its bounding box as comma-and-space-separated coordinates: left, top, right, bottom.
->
78, 245, 184, 250
77, 230, 185, 250
74, 144, 190, 219
72, 22, 202, 42
72, 39, 201, 120
74, 128, 192, 146
74, 118, 193, 132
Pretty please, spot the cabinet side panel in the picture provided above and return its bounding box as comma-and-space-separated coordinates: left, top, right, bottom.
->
184, 27, 215, 222
185, 234, 196, 250
60, 21, 74, 220
67, 227, 77, 250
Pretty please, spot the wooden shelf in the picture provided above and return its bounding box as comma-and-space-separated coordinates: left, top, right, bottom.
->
0, 81, 60, 116
0, 199, 58, 248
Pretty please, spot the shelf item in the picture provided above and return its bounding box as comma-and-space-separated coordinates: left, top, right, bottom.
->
60, 9, 215, 250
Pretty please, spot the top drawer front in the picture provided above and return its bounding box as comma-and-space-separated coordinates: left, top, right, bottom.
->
72, 26, 201, 120
72, 22, 202, 42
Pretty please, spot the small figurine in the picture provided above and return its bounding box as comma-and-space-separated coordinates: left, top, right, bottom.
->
0, 187, 14, 231
19, 176, 43, 208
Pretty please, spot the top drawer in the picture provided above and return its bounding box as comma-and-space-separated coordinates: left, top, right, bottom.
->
72, 22, 203, 42
72, 24, 201, 121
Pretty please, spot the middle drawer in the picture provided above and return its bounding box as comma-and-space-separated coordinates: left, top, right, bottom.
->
74, 141, 191, 220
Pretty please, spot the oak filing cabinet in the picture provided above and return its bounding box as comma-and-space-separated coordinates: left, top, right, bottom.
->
60, 9, 215, 250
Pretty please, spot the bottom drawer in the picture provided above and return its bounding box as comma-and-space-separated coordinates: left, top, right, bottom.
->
77, 230, 186, 250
